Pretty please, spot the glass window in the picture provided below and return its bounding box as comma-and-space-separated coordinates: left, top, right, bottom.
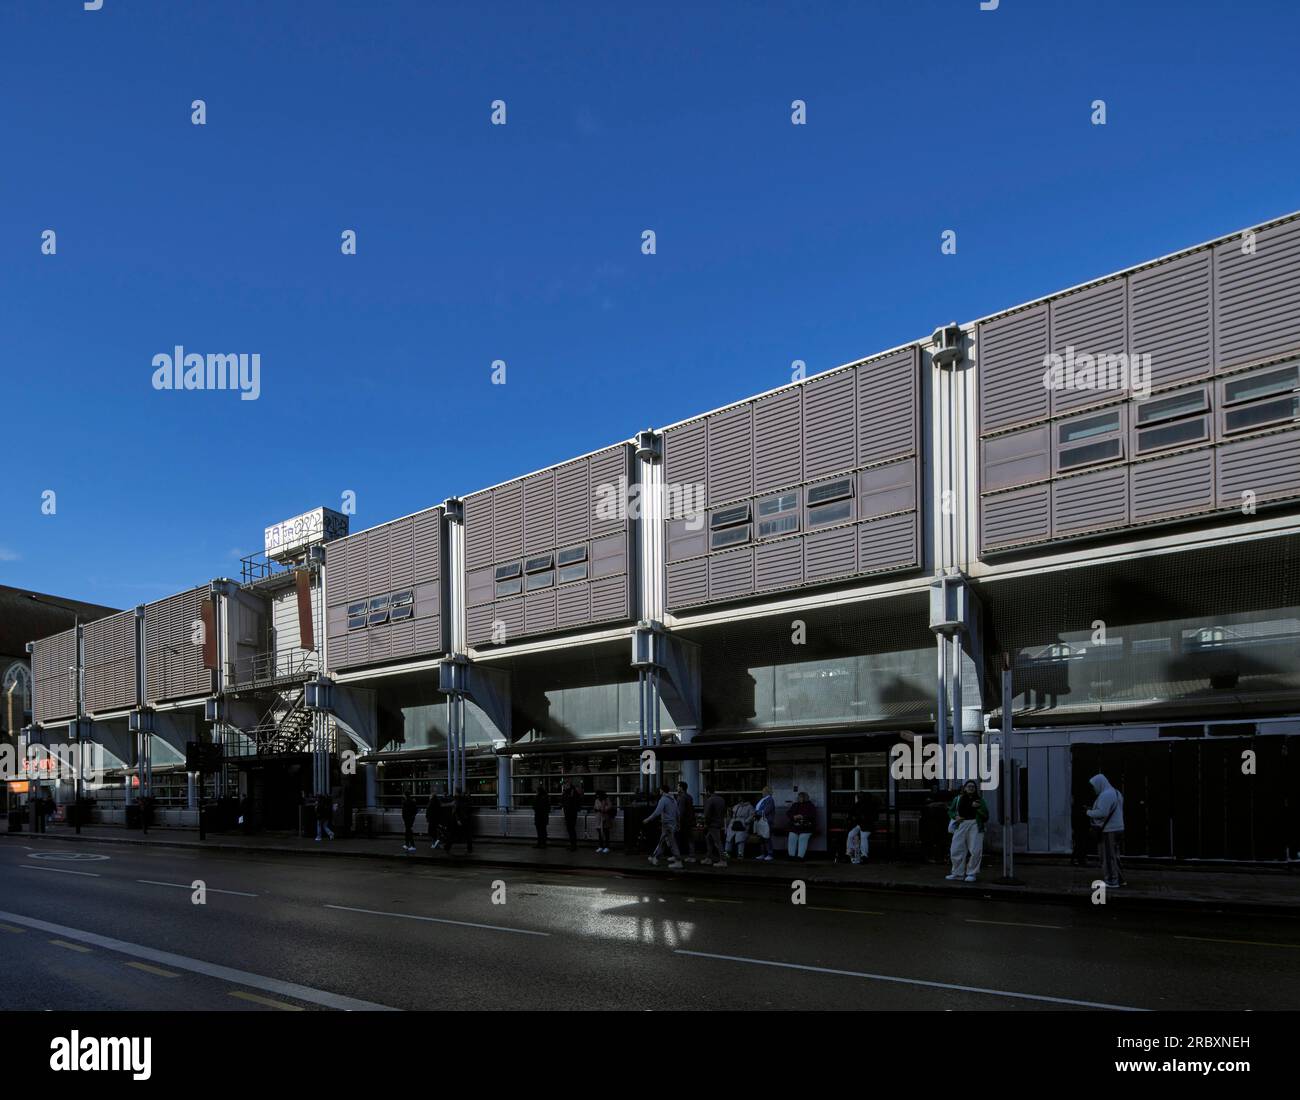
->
711, 504, 750, 529
758, 513, 799, 538
525, 570, 554, 591
1223, 365, 1299, 406
807, 499, 853, 527
347, 601, 367, 616
1136, 416, 1208, 453
1135, 388, 1207, 426
495, 576, 523, 598
806, 478, 853, 506
525, 554, 554, 573
390, 590, 414, 607
366, 609, 389, 626
495, 562, 522, 581
557, 545, 587, 566
710, 525, 751, 549
389, 605, 413, 622
347, 614, 367, 630
1058, 437, 1122, 470
1058, 410, 1121, 445
558, 563, 588, 584
758, 492, 798, 517
1224, 395, 1300, 435
368, 594, 390, 611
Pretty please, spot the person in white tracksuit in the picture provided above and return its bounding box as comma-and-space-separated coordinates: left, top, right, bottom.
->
945, 780, 989, 882
1086, 773, 1127, 887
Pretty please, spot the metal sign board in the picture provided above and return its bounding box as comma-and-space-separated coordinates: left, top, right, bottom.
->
264, 507, 349, 561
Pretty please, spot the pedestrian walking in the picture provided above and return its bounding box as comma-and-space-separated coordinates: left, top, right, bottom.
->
533, 782, 551, 848
845, 790, 877, 864
786, 790, 816, 860
753, 786, 776, 861
426, 790, 443, 849
561, 777, 583, 850
701, 784, 727, 867
444, 786, 474, 854
400, 788, 418, 852
726, 794, 755, 860
643, 781, 683, 869
945, 780, 989, 882
676, 782, 698, 863
1086, 773, 1127, 888
314, 791, 335, 841
593, 789, 616, 853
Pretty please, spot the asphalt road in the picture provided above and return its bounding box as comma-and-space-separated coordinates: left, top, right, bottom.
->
1, 838, 1296, 1012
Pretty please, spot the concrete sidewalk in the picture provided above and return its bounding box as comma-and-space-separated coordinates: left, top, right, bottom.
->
5, 822, 1297, 915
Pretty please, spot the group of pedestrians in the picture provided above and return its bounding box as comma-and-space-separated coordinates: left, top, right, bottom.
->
399, 787, 474, 854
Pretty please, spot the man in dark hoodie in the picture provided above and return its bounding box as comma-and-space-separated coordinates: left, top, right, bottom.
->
400, 788, 418, 852
444, 785, 474, 854
561, 777, 583, 850
701, 784, 728, 867
533, 782, 551, 848
314, 791, 335, 841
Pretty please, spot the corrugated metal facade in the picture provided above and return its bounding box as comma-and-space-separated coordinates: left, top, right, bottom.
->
144, 587, 214, 704
979, 213, 1300, 554
325, 505, 443, 672
84, 610, 138, 715
31, 627, 78, 724
464, 443, 634, 646
664, 346, 922, 611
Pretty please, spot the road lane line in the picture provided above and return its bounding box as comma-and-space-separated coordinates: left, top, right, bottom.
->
49, 939, 92, 953
0, 910, 395, 1012
230, 990, 305, 1011
1174, 934, 1300, 949
967, 919, 1065, 930
324, 903, 549, 937
23, 866, 100, 877
137, 879, 258, 897
808, 906, 883, 916
674, 949, 1149, 1011
0, 923, 26, 934
126, 961, 179, 978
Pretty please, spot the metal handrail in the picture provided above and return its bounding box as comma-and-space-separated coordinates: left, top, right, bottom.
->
231, 648, 319, 688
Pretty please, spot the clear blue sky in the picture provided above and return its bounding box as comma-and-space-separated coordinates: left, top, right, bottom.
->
2, 0, 1297, 608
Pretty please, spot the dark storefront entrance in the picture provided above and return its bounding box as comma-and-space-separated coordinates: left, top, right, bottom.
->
238, 755, 311, 831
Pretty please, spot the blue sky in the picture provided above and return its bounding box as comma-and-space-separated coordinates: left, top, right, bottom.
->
2, 0, 1298, 607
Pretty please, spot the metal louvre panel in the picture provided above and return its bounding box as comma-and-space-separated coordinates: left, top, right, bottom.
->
523, 470, 557, 553
667, 559, 708, 609
857, 459, 915, 519
467, 567, 494, 607
754, 538, 802, 592
388, 516, 416, 590
388, 619, 416, 658
415, 616, 441, 653
1131, 449, 1216, 522
525, 588, 558, 634
981, 483, 1052, 551
589, 445, 631, 537
707, 404, 754, 506
463, 493, 494, 569
858, 512, 919, 574
663, 421, 707, 493
346, 530, 367, 605
1216, 219, 1300, 372
1129, 250, 1213, 389
554, 459, 590, 545
413, 506, 441, 584
753, 388, 802, 493
803, 525, 857, 583
666, 517, 707, 562
708, 547, 753, 601
1051, 280, 1128, 415
981, 424, 1051, 492
493, 481, 524, 561
495, 596, 524, 641
349, 632, 369, 666
32, 628, 77, 723
467, 603, 496, 646
1216, 428, 1300, 507
84, 610, 137, 714
1050, 466, 1129, 536
590, 532, 627, 579
858, 348, 917, 465
324, 537, 349, 604
367, 624, 392, 662
413, 581, 440, 620
803, 369, 856, 480
589, 575, 628, 622
978, 305, 1050, 433
367, 523, 392, 598
145, 588, 210, 703
556, 583, 591, 629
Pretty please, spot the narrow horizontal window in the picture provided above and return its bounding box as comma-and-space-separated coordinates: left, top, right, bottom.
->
494, 577, 523, 598
1058, 411, 1121, 445
366, 610, 389, 626
347, 601, 367, 617
1135, 388, 1207, 426
757, 492, 798, 517
347, 615, 367, 631
525, 570, 554, 591
389, 590, 413, 607
806, 479, 853, 507
557, 545, 587, 566
757, 514, 799, 538
389, 605, 413, 622
495, 562, 522, 581
710, 525, 751, 549
1223, 395, 1300, 435
807, 499, 853, 528
558, 563, 588, 584
525, 554, 553, 573
368, 595, 390, 611
1058, 437, 1122, 470
1136, 416, 1208, 453
710, 504, 750, 529
1223, 364, 1299, 406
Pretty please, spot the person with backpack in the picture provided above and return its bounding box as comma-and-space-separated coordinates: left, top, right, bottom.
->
314, 791, 335, 841
845, 791, 877, 864
945, 779, 989, 882
701, 784, 728, 867
753, 786, 776, 861
726, 795, 755, 860
1087, 773, 1127, 888
786, 790, 816, 860
676, 781, 698, 863
643, 781, 683, 869
593, 789, 616, 853
400, 788, 418, 852
561, 777, 583, 851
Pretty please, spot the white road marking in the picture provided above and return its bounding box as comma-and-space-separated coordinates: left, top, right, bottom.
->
0, 910, 396, 1012
675, 950, 1149, 1011
28, 852, 110, 862
137, 879, 258, 897
23, 866, 100, 878
324, 903, 549, 937
966, 918, 1065, 931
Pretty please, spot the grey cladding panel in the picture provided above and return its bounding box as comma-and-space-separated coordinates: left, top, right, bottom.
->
858, 513, 918, 574
707, 405, 753, 506
803, 526, 857, 583
32, 628, 77, 724
1216, 429, 1300, 507
145, 588, 211, 704
556, 584, 591, 630
664, 421, 706, 495
858, 348, 917, 465
493, 482, 524, 562
1051, 466, 1129, 536
981, 424, 1051, 492
590, 532, 627, 579
367, 524, 391, 597
463, 494, 494, 568
1216, 219, 1300, 372
753, 389, 802, 494
467, 567, 494, 608
667, 559, 708, 609
388, 517, 415, 589
803, 370, 856, 480
85, 610, 137, 715
981, 484, 1051, 551
525, 589, 558, 635
554, 460, 590, 545
589, 446, 632, 537
754, 539, 802, 592
1051, 280, 1128, 415
496, 597, 525, 641
1129, 251, 1212, 389
589, 575, 629, 622
1130, 449, 1215, 522
857, 460, 915, 519
708, 547, 754, 601
467, 604, 496, 647
667, 517, 707, 563
979, 306, 1050, 433
523, 471, 556, 554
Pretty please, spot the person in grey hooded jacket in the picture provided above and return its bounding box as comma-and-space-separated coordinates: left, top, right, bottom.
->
1086, 773, 1126, 887
643, 782, 683, 868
